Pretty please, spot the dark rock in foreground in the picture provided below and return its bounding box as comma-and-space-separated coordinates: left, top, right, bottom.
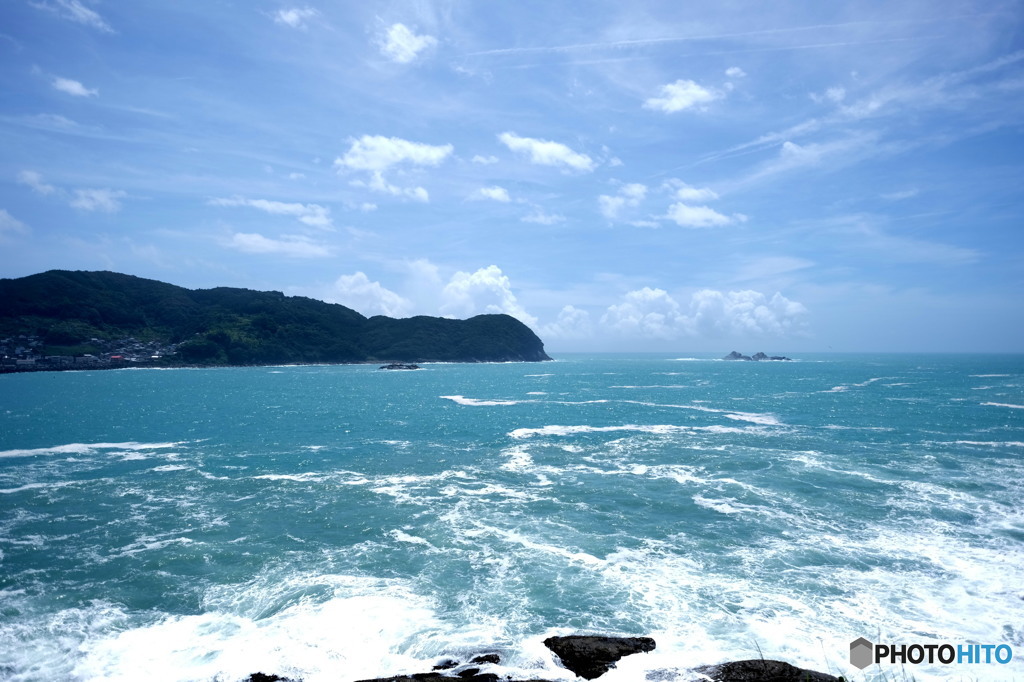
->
693, 659, 842, 681
543, 635, 656, 679
245, 674, 295, 682
723, 351, 791, 361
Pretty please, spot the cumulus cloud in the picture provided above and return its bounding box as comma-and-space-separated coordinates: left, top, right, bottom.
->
472, 186, 511, 202
226, 232, 331, 258
498, 132, 595, 172
541, 305, 593, 340
336, 135, 451, 202
209, 196, 333, 229
52, 77, 97, 97
689, 289, 808, 336
601, 287, 687, 338
726, 67, 746, 78
440, 265, 537, 327
664, 202, 736, 228
471, 155, 499, 165
17, 170, 57, 195
329, 272, 413, 317
336, 135, 453, 172
379, 23, 437, 63
644, 79, 721, 113
31, 0, 112, 32
601, 288, 807, 339
274, 7, 318, 28
71, 188, 126, 212
598, 182, 647, 220
0, 209, 29, 239
665, 179, 718, 202
811, 86, 847, 104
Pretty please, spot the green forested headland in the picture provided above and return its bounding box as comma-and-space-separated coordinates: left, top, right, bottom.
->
0, 270, 552, 365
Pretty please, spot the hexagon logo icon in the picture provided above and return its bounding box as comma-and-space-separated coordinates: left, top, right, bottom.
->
850, 637, 873, 670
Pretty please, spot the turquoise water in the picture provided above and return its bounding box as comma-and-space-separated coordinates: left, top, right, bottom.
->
1, 354, 1022, 681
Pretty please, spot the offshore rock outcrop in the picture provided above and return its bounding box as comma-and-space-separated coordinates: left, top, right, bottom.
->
255, 635, 842, 682
723, 351, 791, 361
693, 658, 842, 681
544, 635, 656, 679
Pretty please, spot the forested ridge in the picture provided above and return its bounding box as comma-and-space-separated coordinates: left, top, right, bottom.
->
0, 270, 551, 365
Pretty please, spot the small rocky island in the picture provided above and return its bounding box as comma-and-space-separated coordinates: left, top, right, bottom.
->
246, 634, 842, 682
723, 351, 792, 361
379, 363, 420, 370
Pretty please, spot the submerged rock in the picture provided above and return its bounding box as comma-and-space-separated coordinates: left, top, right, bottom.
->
693, 659, 841, 681
543, 635, 656, 679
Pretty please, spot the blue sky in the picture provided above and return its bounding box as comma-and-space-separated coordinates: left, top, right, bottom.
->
1, 0, 1022, 352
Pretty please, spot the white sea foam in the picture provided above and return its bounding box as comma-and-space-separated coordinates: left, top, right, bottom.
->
982, 401, 1024, 409
0, 441, 183, 459
971, 374, 1012, 377
441, 395, 526, 406
0, 481, 76, 495
70, 575, 450, 682
253, 472, 325, 482
953, 440, 1024, 447
151, 464, 190, 472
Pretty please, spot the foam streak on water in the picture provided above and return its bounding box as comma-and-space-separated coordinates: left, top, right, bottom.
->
0, 354, 1022, 681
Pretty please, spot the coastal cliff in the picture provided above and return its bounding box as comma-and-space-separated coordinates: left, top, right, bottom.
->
0, 270, 552, 368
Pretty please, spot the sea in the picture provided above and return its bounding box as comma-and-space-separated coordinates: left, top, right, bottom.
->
1, 353, 1022, 682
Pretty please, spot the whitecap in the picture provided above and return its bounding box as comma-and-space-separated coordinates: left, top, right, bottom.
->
441, 395, 525, 406
982, 402, 1024, 409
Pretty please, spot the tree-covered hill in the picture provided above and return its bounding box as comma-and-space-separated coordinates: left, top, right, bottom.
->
0, 270, 552, 365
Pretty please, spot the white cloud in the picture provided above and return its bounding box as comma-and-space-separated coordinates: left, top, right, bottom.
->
71, 188, 126, 212
31, 0, 112, 32
336, 136, 450, 202
17, 170, 57, 195
379, 23, 437, 64
726, 67, 746, 78
274, 7, 319, 28
329, 272, 413, 317
598, 182, 647, 220
644, 79, 721, 113
0, 209, 29, 238
336, 135, 452, 172
472, 186, 511, 202
209, 196, 333, 229
52, 77, 98, 97
521, 208, 565, 225
541, 305, 593, 340
226, 232, 331, 258
600, 288, 807, 339
351, 172, 429, 202
811, 86, 847, 104
471, 155, 499, 165
689, 289, 808, 336
665, 179, 718, 202
440, 265, 537, 326
664, 202, 736, 228
498, 132, 595, 172
602, 288, 687, 339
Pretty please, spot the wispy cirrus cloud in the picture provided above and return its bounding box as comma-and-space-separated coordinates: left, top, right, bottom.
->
70, 188, 126, 212
226, 232, 332, 258
30, 0, 113, 32
209, 196, 333, 229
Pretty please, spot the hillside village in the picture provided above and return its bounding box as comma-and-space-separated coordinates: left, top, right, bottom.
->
0, 334, 179, 372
